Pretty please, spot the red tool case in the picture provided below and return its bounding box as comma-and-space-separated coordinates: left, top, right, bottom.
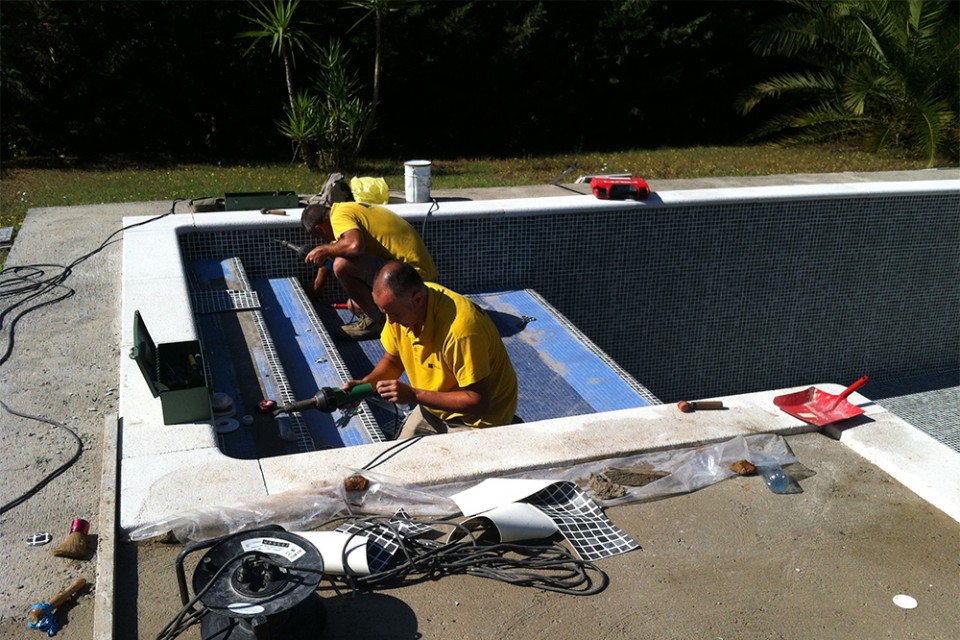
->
589, 176, 651, 200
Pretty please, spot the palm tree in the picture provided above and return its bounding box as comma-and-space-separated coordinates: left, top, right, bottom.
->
345, 0, 397, 161
239, 0, 319, 169
738, 0, 958, 166
311, 38, 373, 170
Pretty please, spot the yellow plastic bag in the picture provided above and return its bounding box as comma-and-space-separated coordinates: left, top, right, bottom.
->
350, 176, 390, 204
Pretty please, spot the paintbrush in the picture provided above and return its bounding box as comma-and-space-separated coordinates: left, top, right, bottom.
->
52, 518, 89, 559
27, 577, 88, 635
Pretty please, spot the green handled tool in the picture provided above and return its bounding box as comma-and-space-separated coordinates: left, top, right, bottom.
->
276, 383, 378, 415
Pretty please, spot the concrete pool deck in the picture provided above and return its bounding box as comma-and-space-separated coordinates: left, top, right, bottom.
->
1, 169, 958, 639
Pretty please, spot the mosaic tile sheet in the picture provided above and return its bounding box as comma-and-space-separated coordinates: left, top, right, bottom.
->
524, 481, 640, 561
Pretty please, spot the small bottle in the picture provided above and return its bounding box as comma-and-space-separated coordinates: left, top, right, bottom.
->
758, 465, 794, 494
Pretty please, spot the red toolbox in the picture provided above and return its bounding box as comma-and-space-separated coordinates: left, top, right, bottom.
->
589, 176, 651, 200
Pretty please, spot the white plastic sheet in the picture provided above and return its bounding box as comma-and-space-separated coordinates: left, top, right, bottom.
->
127, 434, 799, 544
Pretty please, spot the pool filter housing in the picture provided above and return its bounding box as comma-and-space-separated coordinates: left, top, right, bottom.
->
130, 310, 212, 425
224, 191, 300, 211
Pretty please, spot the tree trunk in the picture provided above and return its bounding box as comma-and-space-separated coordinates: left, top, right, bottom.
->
283, 47, 319, 171
356, 7, 381, 156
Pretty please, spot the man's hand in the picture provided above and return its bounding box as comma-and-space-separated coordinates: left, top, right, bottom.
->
305, 245, 330, 266
375, 379, 417, 405
339, 379, 368, 410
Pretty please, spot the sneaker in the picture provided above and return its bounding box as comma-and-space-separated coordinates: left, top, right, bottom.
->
340, 314, 385, 340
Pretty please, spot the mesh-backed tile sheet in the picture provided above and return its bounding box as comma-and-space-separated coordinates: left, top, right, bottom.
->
524, 481, 640, 561
865, 369, 960, 453
190, 290, 260, 314
335, 509, 432, 574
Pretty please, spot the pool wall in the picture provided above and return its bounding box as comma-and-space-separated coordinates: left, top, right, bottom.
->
179, 181, 959, 403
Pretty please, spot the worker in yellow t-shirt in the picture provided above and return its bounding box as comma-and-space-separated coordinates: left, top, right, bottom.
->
302, 201, 438, 340
344, 261, 518, 437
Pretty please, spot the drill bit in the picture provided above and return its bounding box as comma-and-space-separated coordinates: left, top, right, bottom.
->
271, 238, 309, 258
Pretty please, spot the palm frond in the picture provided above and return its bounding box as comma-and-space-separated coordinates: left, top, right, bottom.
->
738, 71, 837, 115
238, 0, 308, 63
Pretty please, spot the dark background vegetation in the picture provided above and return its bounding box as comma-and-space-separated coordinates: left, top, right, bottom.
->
0, 0, 790, 163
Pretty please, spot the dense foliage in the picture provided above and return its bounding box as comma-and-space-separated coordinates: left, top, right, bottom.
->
2, 1, 954, 166
1, 1, 785, 162
738, 0, 959, 166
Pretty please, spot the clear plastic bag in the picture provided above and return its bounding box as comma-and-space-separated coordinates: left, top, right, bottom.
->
126, 434, 800, 543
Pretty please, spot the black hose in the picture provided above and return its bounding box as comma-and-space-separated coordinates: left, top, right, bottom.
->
0, 199, 180, 514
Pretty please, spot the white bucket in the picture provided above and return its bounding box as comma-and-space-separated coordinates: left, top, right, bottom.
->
404, 160, 432, 203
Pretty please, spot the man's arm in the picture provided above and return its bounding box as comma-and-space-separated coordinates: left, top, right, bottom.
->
344, 351, 405, 393
305, 228, 365, 265
375, 375, 492, 415
309, 265, 330, 298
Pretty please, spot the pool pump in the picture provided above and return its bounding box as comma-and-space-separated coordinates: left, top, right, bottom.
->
175, 527, 325, 640
276, 383, 378, 415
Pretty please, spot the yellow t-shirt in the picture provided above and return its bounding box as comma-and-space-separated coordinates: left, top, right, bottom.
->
380, 284, 518, 427
329, 202, 438, 281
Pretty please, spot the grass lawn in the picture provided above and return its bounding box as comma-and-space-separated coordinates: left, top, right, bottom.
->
0, 142, 939, 233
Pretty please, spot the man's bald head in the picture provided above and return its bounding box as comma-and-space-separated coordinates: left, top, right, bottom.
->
373, 261, 428, 330
374, 260, 425, 299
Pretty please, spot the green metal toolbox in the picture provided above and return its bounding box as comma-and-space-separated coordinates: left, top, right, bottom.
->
223, 190, 300, 211
130, 311, 211, 425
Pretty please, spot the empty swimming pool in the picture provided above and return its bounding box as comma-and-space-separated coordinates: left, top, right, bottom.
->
118, 180, 960, 534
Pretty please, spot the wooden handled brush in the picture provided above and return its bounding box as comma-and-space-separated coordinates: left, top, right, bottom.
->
27, 577, 88, 626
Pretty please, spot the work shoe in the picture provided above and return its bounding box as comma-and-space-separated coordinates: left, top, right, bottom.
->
340, 314, 385, 340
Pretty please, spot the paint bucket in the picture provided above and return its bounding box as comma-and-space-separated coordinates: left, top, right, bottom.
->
404, 160, 432, 203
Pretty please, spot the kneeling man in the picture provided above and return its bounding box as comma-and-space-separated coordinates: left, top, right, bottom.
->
345, 261, 518, 438
302, 201, 438, 340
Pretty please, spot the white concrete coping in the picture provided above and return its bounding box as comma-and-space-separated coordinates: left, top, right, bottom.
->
385, 178, 960, 218
117, 376, 960, 532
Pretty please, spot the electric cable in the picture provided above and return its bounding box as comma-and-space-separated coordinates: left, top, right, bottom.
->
313, 514, 609, 597
155, 549, 265, 640
419, 197, 439, 249
159, 539, 327, 640
0, 400, 83, 515
357, 434, 425, 471
0, 199, 181, 514
155, 517, 607, 639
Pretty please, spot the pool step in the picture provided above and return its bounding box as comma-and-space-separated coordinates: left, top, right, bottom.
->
189, 258, 659, 454
189, 256, 390, 458
253, 277, 389, 445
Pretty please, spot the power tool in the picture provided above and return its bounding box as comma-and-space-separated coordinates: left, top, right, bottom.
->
271, 238, 310, 258
276, 383, 378, 415
589, 176, 651, 200
273, 239, 334, 273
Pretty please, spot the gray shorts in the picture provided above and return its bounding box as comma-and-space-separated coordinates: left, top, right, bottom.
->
397, 405, 474, 440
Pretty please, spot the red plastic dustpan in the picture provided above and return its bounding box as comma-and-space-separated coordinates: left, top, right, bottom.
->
773, 376, 869, 427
